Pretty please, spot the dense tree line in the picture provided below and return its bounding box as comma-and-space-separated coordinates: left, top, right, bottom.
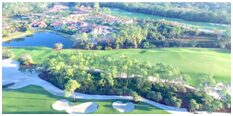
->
2, 22, 31, 38
99, 2, 231, 24
73, 20, 229, 50
3, 48, 229, 113
19, 51, 229, 112
3, 2, 230, 50
2, 2, 50, 17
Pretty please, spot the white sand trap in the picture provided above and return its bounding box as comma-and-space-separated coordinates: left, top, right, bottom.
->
67, 102, 98, 114
52, 100, 98, 114
112, 101, 135, 113
52, 99, 70, 111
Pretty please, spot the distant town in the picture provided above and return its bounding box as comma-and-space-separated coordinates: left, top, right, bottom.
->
3, 4, 134, 45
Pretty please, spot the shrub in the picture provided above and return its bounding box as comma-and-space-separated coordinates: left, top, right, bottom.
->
2, 48, 13, 59
122, 87, 131, 96
114, 88, 124, 96
188, 99, 200, 112
164, 96, 182, 108
204, 100, 224, 113
54, 43, 63, 50
153, 92, 163, 102
164, 98, 171, 106
169, 84, 178, 92
165, 91, 175, 98
105, 46, 112, 50
146, 91, 155, 100
224, 94, 231, 109
146, 91, 163, 102
18, 54, 33, 65
174, 100, 182, 108
18, 54, 35, 73
142, 41, 150, 49
177, 85, 187, 93
96, 45, 102, 50
131, 91, 142, 103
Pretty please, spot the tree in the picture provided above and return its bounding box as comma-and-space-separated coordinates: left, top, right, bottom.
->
65, 79, 81, 102
18, 54, 33, 66
217, 87, 228, 100
75, 3, 80, 8
224, 94, 231, 109
153, 92, 163, 102
100, 72, 114, 92
81, 32, 89, 42
105, 46, 112, 50
146, 91, 163, 102
98, 78, 106, 92
142, 41, 150, 48
131, 91, 142, 103
101, 7, 111, 14
205, 100, 223, 113
196, 73, 216, 90
164, 96, 182, 108
188, 99, 200, 112
146, 91, 155, 100
99, 2, 230, 24
96, 45, 102, 50
93, 2, 100, 14
18, 54, 36, 73
2, 48, 13, 59
54, 43, 63, 51
201, 93, 214, 105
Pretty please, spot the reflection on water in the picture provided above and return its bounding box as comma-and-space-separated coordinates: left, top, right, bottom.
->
3, 32, 74, 48
25, 34, 33, 37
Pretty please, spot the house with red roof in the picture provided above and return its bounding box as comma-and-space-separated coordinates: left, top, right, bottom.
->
49, 4, 68, 12
30, 20, 47, 28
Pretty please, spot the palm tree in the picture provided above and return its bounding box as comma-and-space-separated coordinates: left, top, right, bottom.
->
64, 79, 81, 102
54, 43, 63, 51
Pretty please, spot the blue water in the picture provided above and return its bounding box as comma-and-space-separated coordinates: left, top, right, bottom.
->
2, 32, 74, 48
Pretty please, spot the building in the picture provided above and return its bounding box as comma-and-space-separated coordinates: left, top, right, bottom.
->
76, 21, 88, 27
50, 21, 64, 30
2, 24, 11, 30
91, 25, 112, 35
30, 20, 47, 28
49, 4, 68, 12
67, 25, 77, 30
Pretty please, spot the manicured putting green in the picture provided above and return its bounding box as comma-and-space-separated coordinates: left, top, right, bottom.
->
2, 85, 169, 114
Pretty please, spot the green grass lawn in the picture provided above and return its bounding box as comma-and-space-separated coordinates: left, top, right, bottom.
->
111, 8, 227, 31
7, 47, 231, 86
2, 31, 33, 42
2, 85, 169, 114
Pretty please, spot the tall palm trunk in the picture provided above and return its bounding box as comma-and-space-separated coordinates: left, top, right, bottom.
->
72, 92, 76, 102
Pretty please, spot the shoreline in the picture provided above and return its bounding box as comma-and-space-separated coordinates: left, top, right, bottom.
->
2, 31, 34, 42
35, 29, 76, 42
2, 29, 76, 43
2, 29, 230, 52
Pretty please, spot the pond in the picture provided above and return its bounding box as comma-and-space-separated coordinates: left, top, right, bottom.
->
2, 31, 75, 48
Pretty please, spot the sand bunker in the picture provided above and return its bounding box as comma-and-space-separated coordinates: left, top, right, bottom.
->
112, 101, 135, 112
52, 99, 70, 111
66, 102, 98, 114
52, 99, 98, 114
